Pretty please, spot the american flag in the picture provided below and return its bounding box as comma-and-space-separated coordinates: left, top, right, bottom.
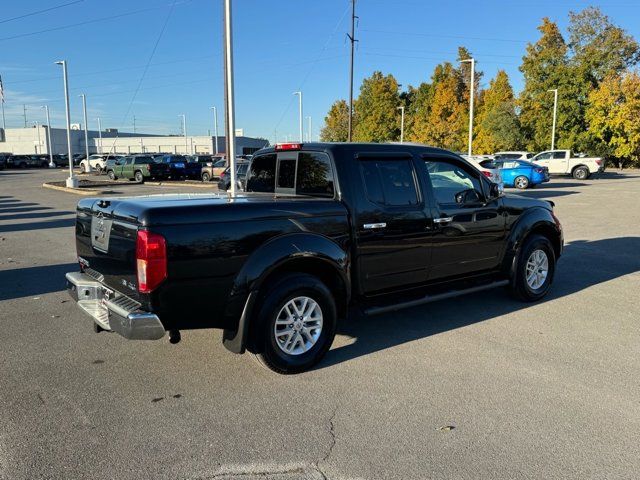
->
0, 75, 4, 103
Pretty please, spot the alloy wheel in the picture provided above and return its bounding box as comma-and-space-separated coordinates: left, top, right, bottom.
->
273, 296, 323, 355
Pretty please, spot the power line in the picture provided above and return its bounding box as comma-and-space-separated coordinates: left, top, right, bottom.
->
0, 0, 83, 25
360, 28, 529, 44
0, 5, 173, 43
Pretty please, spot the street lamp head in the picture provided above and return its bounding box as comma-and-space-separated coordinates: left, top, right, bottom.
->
55, 60, 64, 66
460, 58, 475, 64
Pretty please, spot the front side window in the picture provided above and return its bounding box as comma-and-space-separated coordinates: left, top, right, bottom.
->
425, 160, 483, 205
360, 160, 419, 207
535, 152, 552, 161
125, 158, 133, 165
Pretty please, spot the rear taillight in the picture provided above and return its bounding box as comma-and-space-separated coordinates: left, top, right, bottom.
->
136, 230, 167, 293
595, 159, 602, 166
534, 168, 544, 173
481, 171, 492, 178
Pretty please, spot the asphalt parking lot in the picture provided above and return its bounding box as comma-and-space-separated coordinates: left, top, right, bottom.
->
1, 168, 639, 480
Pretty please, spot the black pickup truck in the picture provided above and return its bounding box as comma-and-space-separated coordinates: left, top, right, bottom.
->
66, 143, 563, 373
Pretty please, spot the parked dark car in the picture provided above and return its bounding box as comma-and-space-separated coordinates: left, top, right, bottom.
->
155, 154, 191, 179
66, 143, 563, 374
0, 153, 10, 170
217, 161, 250, 191
7, 154, 49, 168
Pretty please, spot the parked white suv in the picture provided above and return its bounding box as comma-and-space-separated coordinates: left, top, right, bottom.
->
494, 151, 535, 160
531, 150, 604, 180
79, 154, 107, 173
462, 155, 503, 185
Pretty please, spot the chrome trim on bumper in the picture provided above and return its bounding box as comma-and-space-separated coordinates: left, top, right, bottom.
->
66, 271, 165, 340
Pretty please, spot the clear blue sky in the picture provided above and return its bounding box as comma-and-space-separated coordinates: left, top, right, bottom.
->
1, 0, 638, 142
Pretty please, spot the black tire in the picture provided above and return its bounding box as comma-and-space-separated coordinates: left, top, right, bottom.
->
572, 166, 589, 180
80, 163, 87, 174
514, 175, 529, 190
252, 273, 337, 374
134, 171, 144, 183
202, 172, 210, 182
107, 170, 116, 181
19, 162, 27, 169
509, 234, 556, 302
41, 161, 49, 168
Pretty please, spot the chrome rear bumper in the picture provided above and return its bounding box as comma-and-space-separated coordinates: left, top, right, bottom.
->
66, 271, 165, 340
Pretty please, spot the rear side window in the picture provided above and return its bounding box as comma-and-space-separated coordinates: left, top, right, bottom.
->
360, 160, 419, 207
246, 154, 276, 192
296, 152, 334, 197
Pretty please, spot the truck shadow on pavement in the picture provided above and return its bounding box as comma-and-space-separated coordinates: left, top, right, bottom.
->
319, 236, 640, 370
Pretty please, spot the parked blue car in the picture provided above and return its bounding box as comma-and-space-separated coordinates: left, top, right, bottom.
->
482, 159, 550, 189
155, 154, 192, 179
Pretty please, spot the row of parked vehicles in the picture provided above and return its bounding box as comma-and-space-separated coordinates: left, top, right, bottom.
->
0, 152, 89, 170
79, 153, 250, 191
463, 150, 605, 190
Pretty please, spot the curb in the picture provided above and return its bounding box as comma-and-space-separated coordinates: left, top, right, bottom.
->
145, 181, 218, 189
42, 182, 101, 196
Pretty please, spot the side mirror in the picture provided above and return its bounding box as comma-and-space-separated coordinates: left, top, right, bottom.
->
455, 188, 483, 205
488, 182, 503, 200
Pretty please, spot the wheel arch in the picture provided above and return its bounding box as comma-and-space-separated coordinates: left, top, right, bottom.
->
222, 232, 350, 354
502, 207, 562, 278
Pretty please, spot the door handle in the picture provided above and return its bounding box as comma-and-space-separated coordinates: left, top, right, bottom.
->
433, 217, 453, 224
363, 223, 386, 230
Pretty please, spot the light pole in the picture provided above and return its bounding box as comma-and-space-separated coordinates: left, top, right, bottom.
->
79, 94, 89, 161
223, 0, 237, 195
42, 105, 54, 167
460, 58, 475, 157
96, 117, 102, 154
306, 116, 312, 142
293, 91, 303, 142
397, 106, 405, 143
210, 106, 219, 154
55, 60, 76, 187
179, 114, 187, 154
548, 88, 558, 150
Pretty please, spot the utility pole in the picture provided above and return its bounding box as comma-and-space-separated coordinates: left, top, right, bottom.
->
223, 0, 238, 195
133, 115, 137, 133
397, 106, 405, 143
42, 105, 54, 167
306, 116, 312, 142
347, 0, 357, 142
55, 60, 76, 188
179, 114, 187, 154
34, 121, 41, 154
23, 104, 27, 128
97, 117, 102, 154
460, 58, 475, 157
0, 73, 6, 131
293, 91, 303, 142
210, 106, 219, 154
548, 88, 558, 150
79, 94, 89, 161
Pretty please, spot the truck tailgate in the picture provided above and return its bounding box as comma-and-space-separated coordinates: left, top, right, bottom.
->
76, 198, 140, 299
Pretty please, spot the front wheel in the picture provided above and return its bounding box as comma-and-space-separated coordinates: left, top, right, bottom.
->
202, 172, 210, 182
252, 273, 337, 374
107, 170, 116, 181
509, 234, 556, 302
573, 166, 589, 180
514, 175, 530, 189
80, 163, 87, 173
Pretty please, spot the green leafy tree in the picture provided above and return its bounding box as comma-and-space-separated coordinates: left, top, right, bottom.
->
353, 71, 401, 142
519, 18, 573, 151
586, 72, 640, 168
474, 70, 523, 153
320, 99, 350, 142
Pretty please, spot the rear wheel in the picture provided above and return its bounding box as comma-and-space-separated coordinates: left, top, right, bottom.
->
80, 163, 87, 173
514, 175, 529, 189
252, 273, 337, 374
509, 234, 556, 302
134, 171, 144, 183
573, 166, 589, 180
202, 172, 210, 182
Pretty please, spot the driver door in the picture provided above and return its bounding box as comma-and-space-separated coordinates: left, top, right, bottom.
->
421, 156, 506, 281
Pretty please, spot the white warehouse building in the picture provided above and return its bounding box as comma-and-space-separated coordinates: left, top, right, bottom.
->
0, 126, 268, 156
